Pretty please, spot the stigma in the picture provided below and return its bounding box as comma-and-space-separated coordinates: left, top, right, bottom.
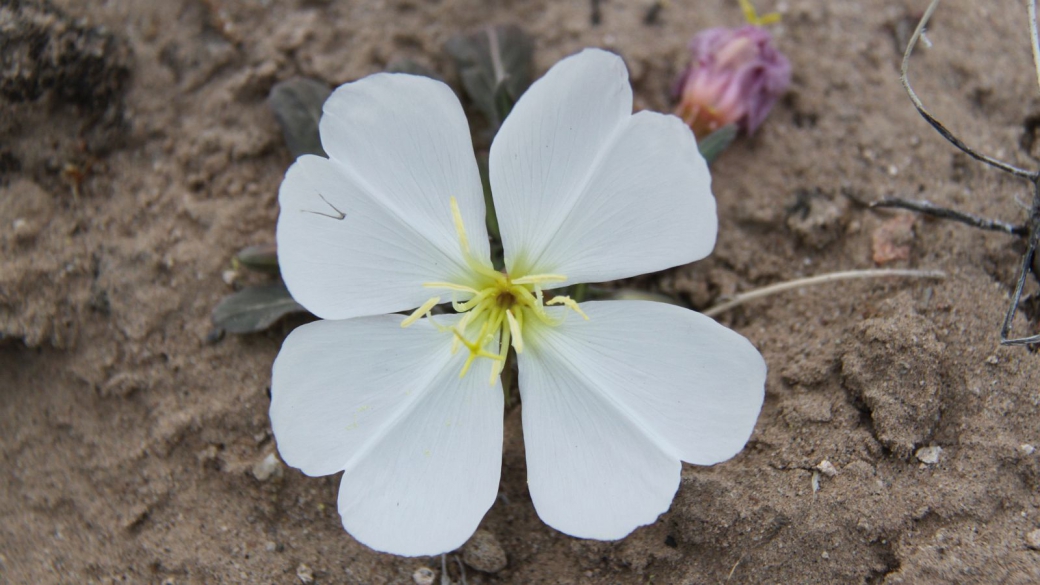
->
402, 197, 588, 383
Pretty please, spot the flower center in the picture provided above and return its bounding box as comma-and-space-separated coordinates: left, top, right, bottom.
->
496, 291, 515, 308
401, 197, 587, 383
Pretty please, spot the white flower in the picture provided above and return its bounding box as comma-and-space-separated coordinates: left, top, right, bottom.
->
271, 49, 766, 557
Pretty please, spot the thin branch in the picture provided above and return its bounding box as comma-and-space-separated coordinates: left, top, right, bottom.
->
992, 1, 1040, 345
1000, 230, 1040, 345
1001, 183, 1040, 345
872, 197, 1027, 236
901, 0, 1037, 180
703, 269, 946, 318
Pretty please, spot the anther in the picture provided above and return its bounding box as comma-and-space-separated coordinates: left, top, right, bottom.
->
424, 281, 479, 294
450, 196, 470, 255
506, 309, 524, 353
547, 296, 590, 320
401, 296, 441, 327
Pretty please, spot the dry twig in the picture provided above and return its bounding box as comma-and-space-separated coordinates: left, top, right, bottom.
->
704, 269, 945, 318
878, 0, 1040, 345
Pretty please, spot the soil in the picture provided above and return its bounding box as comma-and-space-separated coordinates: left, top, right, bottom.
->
3, 0, 1040, 583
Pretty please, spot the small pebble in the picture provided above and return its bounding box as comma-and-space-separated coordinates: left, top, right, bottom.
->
915, 445, 942, 465
1020, 444, 1035, 456
296, 563, 314, 583
252, 453, 283, 481
1027, 529, 1040, 550
265, 541, 277, 552
816, 460, 838, 477
12, 218, 37, 241
412, 567, 436, 585
871, 214, 915, 264
462, 529, 508, 573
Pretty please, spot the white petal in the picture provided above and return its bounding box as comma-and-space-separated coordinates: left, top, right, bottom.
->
517, 355, 681, 540
489, 49, 716, 285
270, 315, 503, 556
517, 301, 765, 539
277, 73, 489, 320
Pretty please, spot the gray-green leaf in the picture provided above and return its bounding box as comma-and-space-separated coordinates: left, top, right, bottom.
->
212, 283, 307, 334
268, 77, 332, 159
445, 25, 533, 129
235, 243, 279, 274
476, 153, 505, 270
697, 123, 738, 165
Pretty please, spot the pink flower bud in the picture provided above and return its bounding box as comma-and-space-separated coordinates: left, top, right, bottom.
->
674, 25, 791, 138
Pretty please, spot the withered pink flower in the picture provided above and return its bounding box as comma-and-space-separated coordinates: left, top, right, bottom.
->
674, 24, 791, 138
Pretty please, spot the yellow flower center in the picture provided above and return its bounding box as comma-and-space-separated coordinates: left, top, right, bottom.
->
401, 197, 588, 383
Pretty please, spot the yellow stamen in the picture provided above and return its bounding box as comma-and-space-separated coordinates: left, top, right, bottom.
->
490, 327, 511, 385
510, 286, 559, 326
450, 311, 472, 354
450, 196, 470, 254
424, 281, 480, 294
424, 198, 592, 382
506, 309, 524, 354
402, 296, 440, 327
739, 0, 780, 26
511, 273, 566, 285
453, 288, 494, 312
547, 296, 590, 320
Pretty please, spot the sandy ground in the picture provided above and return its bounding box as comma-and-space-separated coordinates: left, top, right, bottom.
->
3, 0, 1040, 583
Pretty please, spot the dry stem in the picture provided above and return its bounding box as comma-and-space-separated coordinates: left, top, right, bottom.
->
703, 269, 945, 318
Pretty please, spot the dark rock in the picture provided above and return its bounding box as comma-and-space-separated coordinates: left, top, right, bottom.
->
0, 0, 132, 109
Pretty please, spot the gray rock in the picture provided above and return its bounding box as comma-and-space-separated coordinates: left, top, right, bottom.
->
915, 446, 942, 465
412, 567, 435, 585
1026, 529, 1040, 551
462, 529, 507, 573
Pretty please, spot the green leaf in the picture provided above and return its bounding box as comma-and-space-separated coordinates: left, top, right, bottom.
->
445, 25, 534, 129
235, 243, 279, 274
476, 154, 499, 240
212, 283, 307, 334
568, 283, 589, 303
698, 123, 738, 165
268, 77, 332, 158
